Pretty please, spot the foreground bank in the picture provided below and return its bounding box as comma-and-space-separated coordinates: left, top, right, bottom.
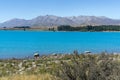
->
0, 52, 120, 80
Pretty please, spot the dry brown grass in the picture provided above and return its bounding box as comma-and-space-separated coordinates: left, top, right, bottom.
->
0, 74, 55, 80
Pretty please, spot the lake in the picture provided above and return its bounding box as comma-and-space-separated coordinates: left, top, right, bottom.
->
0, 31, 120, 58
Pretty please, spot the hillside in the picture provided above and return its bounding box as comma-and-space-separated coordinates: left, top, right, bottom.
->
0, 15, 120, 28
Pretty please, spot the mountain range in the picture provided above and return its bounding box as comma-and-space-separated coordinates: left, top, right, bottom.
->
0, 15, 120, 28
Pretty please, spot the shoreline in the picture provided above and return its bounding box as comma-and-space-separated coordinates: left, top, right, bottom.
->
1, 29, 120, 32
0, 52, 120, 60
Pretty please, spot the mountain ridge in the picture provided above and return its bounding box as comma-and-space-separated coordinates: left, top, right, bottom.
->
0, 15, 120, 28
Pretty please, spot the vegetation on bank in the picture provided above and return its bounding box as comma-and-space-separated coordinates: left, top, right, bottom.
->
0, 51, 120, 80
55, 52, 120, 80
0, 26, 50, 31
57, 25, 120, 31
0, 74, 53, 80
2, 25, 120, 32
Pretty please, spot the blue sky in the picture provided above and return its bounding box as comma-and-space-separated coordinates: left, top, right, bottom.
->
0, 0, 120, 22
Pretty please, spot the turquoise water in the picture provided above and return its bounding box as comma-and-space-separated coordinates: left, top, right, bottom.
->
0, 31, 120, 58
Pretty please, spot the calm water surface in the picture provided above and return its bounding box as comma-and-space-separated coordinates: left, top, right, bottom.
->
0, 31, 120, 58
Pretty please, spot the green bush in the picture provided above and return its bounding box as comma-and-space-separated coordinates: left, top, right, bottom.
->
55, 53, 120, 80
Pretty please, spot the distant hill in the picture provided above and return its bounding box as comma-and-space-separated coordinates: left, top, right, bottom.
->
0, 15, 120, 28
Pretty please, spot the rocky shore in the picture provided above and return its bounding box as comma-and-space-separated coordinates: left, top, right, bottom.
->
0, 52, 120, 79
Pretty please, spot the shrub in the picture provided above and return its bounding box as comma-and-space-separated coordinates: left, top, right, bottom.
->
55, 53, 120, 80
